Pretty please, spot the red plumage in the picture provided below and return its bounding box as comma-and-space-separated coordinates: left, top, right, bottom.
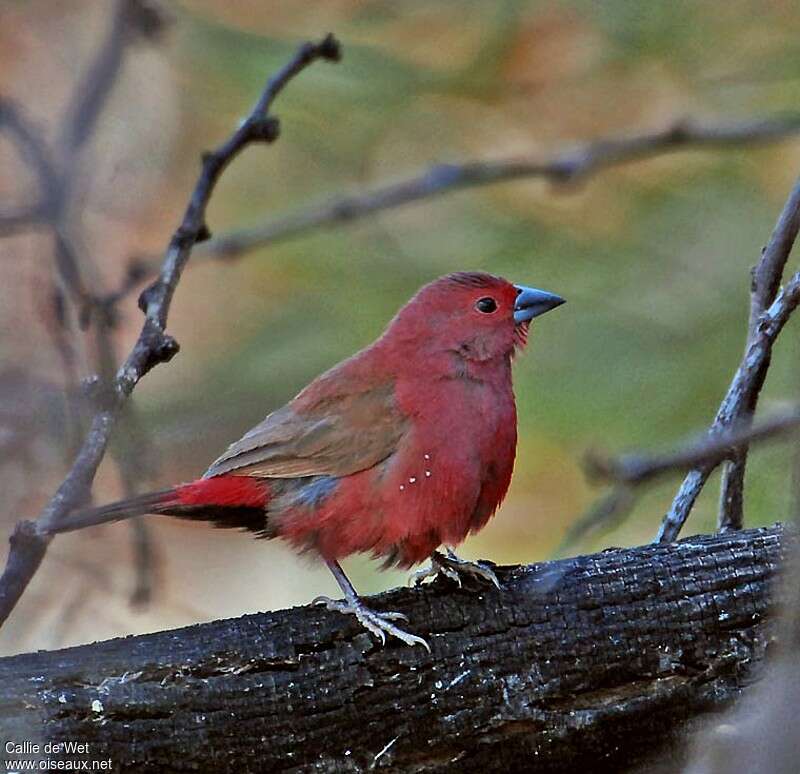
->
175, 476, 269, 509
54, 272, 563, 647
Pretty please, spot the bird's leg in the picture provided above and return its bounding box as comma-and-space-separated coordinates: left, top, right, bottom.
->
313, 560, 430, 651
411, 548, 501, 589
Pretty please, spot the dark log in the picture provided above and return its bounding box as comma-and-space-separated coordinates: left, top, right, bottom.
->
0, 525, 787, 773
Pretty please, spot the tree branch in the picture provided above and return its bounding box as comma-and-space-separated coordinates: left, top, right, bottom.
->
82, 115, 800, 317
717, 174, 800, 533
195, 115, 800, 260
588, 408, 800, 487
657, 177, 800, 543
59, 0, 163, 160
0, 33, 342, 630
562, 407, 800, 554
0, 98, 59, 232
1, 2, 170, 624
30, 2, 170, 614
0, 525, 785, 772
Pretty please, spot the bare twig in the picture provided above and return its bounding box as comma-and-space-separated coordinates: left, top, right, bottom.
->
566, 404, 800, 555
193, 115, 800, 260
564, 176, 800, 550
45, 1, 157, 327
60, 0, 156, 159
717, 179, 800, 532
657, 258, 800, 543
0, 98, 59, 231
0, 33, 342, 629
0, 5, 145, 628
18, 2, 166, 616
588, 408, 800, 487
56, 0, 169, 215
0, 99, 59, 192
0, 207, 43, 236
128, 517, 158, 606
87, 115, 800, 313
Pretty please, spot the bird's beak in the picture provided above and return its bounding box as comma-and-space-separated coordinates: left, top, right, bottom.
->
513, 285, 566, 324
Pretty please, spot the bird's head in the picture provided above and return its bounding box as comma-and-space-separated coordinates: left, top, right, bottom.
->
383, 271, 564, 366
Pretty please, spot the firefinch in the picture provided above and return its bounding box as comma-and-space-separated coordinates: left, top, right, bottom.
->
52, 272, 564, 648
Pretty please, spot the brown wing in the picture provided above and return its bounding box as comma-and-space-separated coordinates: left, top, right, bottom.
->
203, 380, 407, 479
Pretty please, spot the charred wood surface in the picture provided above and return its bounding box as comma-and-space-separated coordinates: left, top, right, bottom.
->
0, 525, 786, 772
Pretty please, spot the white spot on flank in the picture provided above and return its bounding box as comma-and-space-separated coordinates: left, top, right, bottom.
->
425, 470, 431, 477
409, 477, 416, 483
399, 484, 405, 491
424, 453, 430, 460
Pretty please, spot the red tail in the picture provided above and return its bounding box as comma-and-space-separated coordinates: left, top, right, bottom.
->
51, 476, 271, 535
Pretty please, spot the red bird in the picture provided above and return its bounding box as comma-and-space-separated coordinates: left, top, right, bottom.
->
53, 272, 564, 648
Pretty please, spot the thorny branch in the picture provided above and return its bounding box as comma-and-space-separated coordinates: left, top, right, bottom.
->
0, 27, 342, 629
656, 177, 800, 543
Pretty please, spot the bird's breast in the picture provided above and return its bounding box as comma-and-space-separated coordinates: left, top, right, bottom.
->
274, 369, 518, 568
376, 370, 517, 562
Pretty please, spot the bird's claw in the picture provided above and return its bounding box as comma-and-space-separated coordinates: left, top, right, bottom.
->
312, 596, 429, 651
411, 549, 501, 589
411, 560, 462, 587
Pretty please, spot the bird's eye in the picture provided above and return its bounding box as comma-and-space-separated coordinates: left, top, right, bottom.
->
475, 297, 498, 314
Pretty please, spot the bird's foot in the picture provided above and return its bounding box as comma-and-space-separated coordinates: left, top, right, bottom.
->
312, 595, 430, 651
411, 549, 501, 589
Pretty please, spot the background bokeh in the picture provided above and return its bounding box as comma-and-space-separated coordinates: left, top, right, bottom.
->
2, 0, 800, 655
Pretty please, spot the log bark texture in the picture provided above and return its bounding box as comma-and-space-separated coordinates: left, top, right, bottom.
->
0, 525, 787, 773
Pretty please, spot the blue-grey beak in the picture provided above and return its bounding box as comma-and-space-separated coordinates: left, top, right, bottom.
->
513, 285, 565, 324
